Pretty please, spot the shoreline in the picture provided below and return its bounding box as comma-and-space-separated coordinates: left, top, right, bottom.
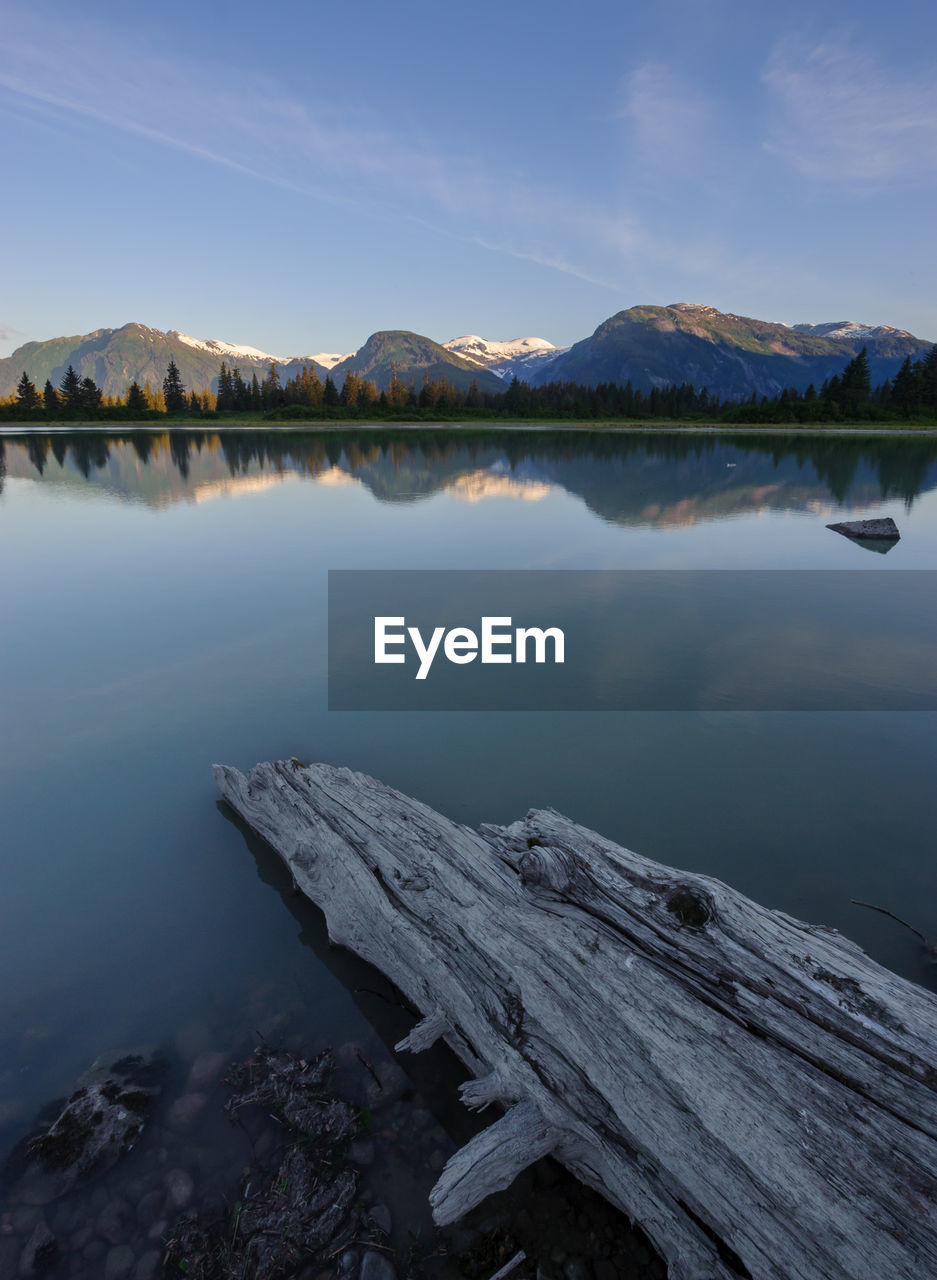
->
2, 419, 937, 437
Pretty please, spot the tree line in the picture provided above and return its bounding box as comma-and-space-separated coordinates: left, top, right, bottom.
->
4, 344, 937, 424
6, 359, 215, 418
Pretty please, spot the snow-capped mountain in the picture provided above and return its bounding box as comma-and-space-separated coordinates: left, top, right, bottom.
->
444, 334, 567, 381
307, 352, 353, 370
791, 321, 915, 341
445, 335, 556, 365
172, 331, 352, 368
173, 331, 294, 364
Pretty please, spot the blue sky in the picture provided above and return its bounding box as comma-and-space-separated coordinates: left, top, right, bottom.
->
2, 0, 935, 357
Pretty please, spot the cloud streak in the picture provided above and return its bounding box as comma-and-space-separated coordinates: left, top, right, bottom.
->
762, 36, 937, 184
0, 9, 642, 293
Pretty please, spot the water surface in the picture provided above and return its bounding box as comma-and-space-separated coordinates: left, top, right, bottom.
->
2, 427, 936, 1262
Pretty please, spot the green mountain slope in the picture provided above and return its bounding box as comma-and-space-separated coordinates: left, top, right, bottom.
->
0, 324, 329, 399
536, 304, 933, 398
332, 331, 504, 393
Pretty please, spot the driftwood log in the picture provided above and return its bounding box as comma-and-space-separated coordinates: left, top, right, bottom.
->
214, 759, 937, 1280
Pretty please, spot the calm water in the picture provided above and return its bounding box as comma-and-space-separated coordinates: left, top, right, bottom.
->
2, 427, 936, 1260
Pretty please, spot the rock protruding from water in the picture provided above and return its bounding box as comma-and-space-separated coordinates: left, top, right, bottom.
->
827, 516, 900, 541
22, 1052, 165, 1196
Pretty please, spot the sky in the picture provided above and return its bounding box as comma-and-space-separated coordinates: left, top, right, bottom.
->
1, 0, 936, 358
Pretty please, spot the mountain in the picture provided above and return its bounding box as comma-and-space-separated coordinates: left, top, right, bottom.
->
331, 331, 504, 393
444, 334, 565, 382
0, 324, 335, 399
2, 308, 932, 404
533, 304, 932, 399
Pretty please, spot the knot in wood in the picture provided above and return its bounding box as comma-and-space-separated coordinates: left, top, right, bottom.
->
664, 883, 714, 929
518, 845, 578, 893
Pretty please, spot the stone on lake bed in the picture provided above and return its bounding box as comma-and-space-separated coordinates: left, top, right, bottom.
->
17, 1051, 165, 1197
134, 1251, 162, 1280
103, 1243, 136, 1280
18, 1220, 58, 1275
165, 1092, 208, 1132
368, 1203, 392, 1235
95, 1198, 129, 1245
360, 1250, 397, 1280
185, 1049, 229, 1092
164, 1168, 195, 1209
827, 516, 900, 540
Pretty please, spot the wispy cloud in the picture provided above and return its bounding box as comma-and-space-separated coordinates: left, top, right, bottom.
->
0, 8, 641, 293
762, 35, 937, 184
619, 62, 713, 167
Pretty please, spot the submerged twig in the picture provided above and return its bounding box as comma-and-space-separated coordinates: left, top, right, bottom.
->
355, 1048, 383, 1091
487, 1250, 527, 1280
850, 900, 931, 948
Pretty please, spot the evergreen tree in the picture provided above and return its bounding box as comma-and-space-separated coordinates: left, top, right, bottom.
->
262, 361, 281, 409
80, 376, 102, 413
891, 357, 917, 416
838, 346, 871, 415
919, 346, 937, 409
322, 376, 339, 407
43, 379, 60, 412
15, 371, 40, 410
60, 364, 83, 412
126, 381, 147, 411
163, 359, 187, 414
232, 368, 249, 410
341, 371, 362, 407
216, 362, 234, 411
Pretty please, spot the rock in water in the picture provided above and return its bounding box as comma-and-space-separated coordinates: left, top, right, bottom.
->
827, 516, 900, 540
20, 1052, 164, 1196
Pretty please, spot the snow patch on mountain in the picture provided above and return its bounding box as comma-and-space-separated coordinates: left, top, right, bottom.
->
444, 334, 557, 366
172, 332, 293, 363
172, 332, 352, 368
307, 352, 352, 369
792, 321, 914, 340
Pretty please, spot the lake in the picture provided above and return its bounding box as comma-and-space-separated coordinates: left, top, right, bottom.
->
1, 426, 936, 1275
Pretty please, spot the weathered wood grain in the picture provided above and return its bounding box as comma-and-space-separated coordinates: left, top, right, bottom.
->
214, 759, 937, 1280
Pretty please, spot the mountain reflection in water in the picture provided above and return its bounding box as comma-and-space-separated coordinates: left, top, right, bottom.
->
3, 428, 937, 526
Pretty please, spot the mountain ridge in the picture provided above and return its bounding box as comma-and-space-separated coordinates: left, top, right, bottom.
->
1, 306, 932, 402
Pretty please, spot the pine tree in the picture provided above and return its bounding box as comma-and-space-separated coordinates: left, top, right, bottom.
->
80, 376, 102, 413
60, 365, 83, 412
126, 381, 147, 411
839, 346, 871, 415
163, 360, 187, 414
323, 376, 339, 407
15, 371, 40, 410
216, 362, 234, 411
341, 371, 361, 407
232, 368, 248, 410
262, 361, 281, 409
891, 357, 917, 416
43, 380, 60, 412
919, 346, 937, 409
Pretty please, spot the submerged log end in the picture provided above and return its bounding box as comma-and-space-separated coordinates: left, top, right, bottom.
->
429, 1101, 559, 1226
